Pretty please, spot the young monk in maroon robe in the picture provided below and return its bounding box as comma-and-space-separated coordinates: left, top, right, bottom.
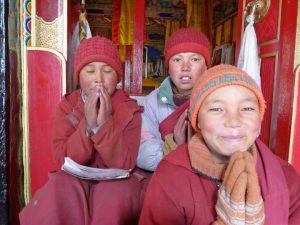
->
139, 65, 300, 225
19, 36, 145, 225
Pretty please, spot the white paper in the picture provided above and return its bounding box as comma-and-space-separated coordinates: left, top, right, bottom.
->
62, 157, 131, 180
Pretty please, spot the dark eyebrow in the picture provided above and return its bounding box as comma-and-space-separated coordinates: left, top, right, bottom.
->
242, 98, 258, 103
203, 97, 257, 106
85, 63, 95, 67
204, 99, 223, 104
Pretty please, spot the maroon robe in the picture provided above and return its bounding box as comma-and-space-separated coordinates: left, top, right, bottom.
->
138, 139, 300, 225
19, 89, 146, 225
159, 100, 189, 140
52, 89, 143, 168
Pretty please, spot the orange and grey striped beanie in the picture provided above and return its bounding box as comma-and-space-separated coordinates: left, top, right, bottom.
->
190, 64, 266, 132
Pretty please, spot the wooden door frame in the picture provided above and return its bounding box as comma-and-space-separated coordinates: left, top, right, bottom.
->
236, 0, 299, 167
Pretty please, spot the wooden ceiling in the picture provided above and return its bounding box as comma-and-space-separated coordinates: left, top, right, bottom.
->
72, 0, 186, 23
72, 0, 187, 53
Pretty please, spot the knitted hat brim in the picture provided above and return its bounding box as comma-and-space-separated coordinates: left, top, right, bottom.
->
165, 43, 211, 67
190, 77, 266, 132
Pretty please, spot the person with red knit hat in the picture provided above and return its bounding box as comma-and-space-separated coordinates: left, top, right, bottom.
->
137, 27, 211, 172
138, 65, 300, 225
19, 36, 146, 225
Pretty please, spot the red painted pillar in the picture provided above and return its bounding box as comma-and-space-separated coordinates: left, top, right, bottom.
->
132, 0, 145, 94
27, 0, 66, 196
291, 66, 300, 174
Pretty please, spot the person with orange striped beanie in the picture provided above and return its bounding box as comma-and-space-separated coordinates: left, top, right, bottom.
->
139, 65, 300, 225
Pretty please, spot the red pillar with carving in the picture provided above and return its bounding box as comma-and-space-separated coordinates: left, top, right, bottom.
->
27, 0, 67, 197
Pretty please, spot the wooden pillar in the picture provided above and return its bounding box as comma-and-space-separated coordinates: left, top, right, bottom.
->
289, 0, 300, 173
132, 0, 145, 94
290, 66, 300, 174
124, 45, 132, 93
0, 1, 9, 224
25, 0, 67, 198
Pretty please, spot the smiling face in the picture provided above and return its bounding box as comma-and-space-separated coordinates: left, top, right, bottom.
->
168, 52, 207, 94
79, 62, 118, 96
197, 85, 261, 164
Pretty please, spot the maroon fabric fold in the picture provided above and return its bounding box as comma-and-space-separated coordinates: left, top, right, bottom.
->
255, 139, 289, 224
20, 89, 144, 225
139, 139, 293, 224
52, 89, 143, 168
159, 100, 189, 140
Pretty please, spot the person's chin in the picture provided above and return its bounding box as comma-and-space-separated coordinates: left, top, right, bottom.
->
176, 85, 193, 93
177, 80, 193, 87
221, 143, 246, 155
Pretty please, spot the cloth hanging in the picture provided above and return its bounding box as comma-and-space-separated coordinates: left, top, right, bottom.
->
186, 0, 205, 32
165, 20, 181, 45
112, 0, 122, 44
119, 0, 134, 46
237, 15, 261, 89
68, 10, 92, 90
78, 9, 92, 42
72, 21, 92, 51
111, 0, 134, 61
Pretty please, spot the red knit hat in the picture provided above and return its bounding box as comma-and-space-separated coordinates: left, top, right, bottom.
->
190, 64, 266, 132
74, 36, 122, 83
164, 28, 211, 67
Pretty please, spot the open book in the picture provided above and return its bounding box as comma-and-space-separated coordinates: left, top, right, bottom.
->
61, 157, 131, 180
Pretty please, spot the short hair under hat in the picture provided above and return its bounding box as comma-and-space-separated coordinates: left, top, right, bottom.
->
164, 28, 211, 67
74, 36, 122, 83
190, 64, 266, 132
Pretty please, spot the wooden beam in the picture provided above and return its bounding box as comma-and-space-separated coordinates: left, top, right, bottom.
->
132, 0, 145, 94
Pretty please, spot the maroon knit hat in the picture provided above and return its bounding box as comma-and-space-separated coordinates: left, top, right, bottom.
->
74, 36, 122, 83
164, 28, 211, 67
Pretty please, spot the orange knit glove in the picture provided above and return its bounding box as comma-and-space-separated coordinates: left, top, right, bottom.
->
213, 151, 247, 225
244, 151, 265, 224
213, 151, 265, 225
